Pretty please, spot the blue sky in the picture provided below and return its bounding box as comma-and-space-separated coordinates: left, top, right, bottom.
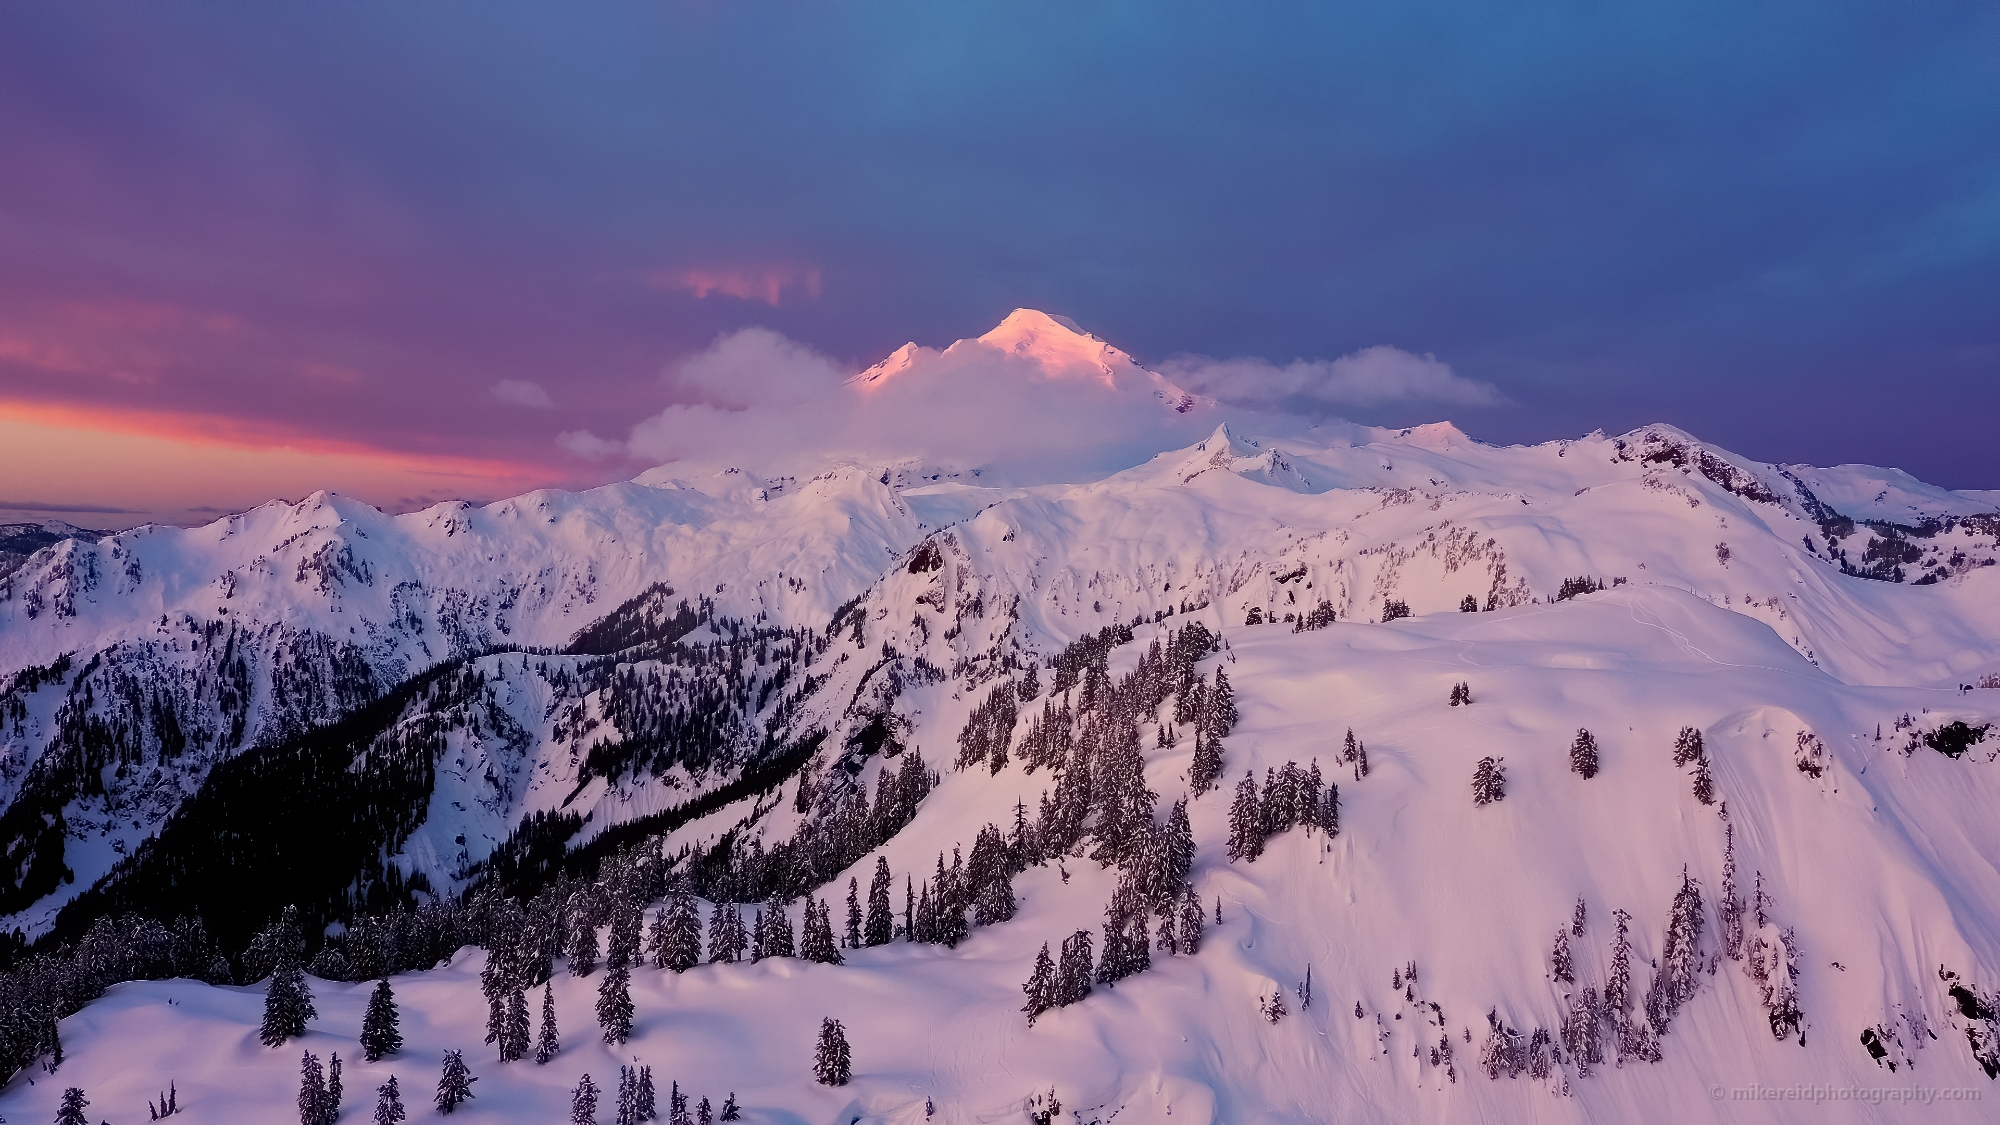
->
2, 1, 1995, 521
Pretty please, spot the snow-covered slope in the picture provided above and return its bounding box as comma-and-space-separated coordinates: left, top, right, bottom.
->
3, 312, 2000, 1123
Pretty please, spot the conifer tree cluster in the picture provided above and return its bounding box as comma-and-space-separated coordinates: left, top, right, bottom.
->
1022, 929, 1098, 1024
1471, 757, 1506, 806
1340, 728, 1370, 780
295, 1051, 342, 1125
955, 679, 1020, 774
1673, 727, 1717, 805
1226, 762, 1339, 861
1447, 681, 1472, 706
612, 1064, 658, 1125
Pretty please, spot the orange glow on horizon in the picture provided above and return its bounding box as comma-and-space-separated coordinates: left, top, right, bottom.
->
0, 401, 586, 527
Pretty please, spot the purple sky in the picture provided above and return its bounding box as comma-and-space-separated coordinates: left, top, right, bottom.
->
2, 2, 1996, 526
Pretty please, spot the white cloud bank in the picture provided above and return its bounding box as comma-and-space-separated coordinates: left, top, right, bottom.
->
580, 311, 1504, 484
1158, 347, 1503, 417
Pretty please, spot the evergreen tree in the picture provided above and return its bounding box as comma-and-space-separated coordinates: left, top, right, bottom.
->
261, 955, 317, 1047
801, 897, 842, 964
298, 1052, 327, 1125
1056, 930, 1094, 1006
502, 987, 530, 1062
635, 1066, 657, 1122
1226, 773, 1263, 862
1605, 908, 1633, 1017
658, 886, 702, 972
719, 1093, 741, 1121
668, 1081, 688, 1125
1572, 895, 1587, 937
535, 983, 560, 1064
696, 1095, 711, 1125
1570, 729, 1600, 779
1552, 928, 1573, 983
974, 867, 1017, 927
749, 909, 767, 963
1692, 754, 1717, 805
571, 1073, 600, 1125
1672, 726, 1705, 767
55, 1087, 89, 1125
569, 910, 600, 977
813, 1018, 852, 1086
361, 980, 402, 1061
1658, 870, 1706, 1018
616, 1066, 636, 1125
1471, 757, 1506, 805
1205, 669, 1238, 741
597, 963, 634, 1044
844, 878, 863, 948
1019, 661, 1042, 702
373, 1075, 406, 1125
1022, 943, 1056, 1025
762, 899, 796, 959
435, 1050, 477, 1114
865, 858, 894, 946
706, 904, 736, 965
329, 1053, 343, 1118
1177, 884, 1205, 955
1188, 729, 1224, 797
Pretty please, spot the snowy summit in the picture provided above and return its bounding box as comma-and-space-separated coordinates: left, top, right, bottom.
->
2, 313, 1999, 1124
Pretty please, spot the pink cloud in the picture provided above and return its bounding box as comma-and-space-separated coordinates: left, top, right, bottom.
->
652, 265, 823, 305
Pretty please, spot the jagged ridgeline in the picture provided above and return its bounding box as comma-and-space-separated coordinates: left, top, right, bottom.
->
22, 588, 830, 963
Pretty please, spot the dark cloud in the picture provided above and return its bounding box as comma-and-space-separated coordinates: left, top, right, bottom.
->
0, 500, 143, 514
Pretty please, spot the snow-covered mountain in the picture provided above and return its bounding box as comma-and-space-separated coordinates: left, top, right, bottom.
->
3, 312, 1999, 1123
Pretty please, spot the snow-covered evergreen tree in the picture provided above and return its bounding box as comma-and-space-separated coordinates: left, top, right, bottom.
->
1551, 927, 1573, 983
435, 1049, 476, 1114
596, 963, 634, 1044
56, 1086, 89, 1125
1188, 729, 1224, 797
635, 1065, 657, 1121
1022, 942, 1056, 1024
657, 886, 702, 972
571, 1073, 600, 1125
261, 955, 317, 1048
360, 979, 401, 1061
501, 987, 530, 1062
535, 983, 559, 1064
1471, 757, 1506, 805
801, 897, 842, 963
814, 1017, 852, 1086
865, 858, 893, 946
1226, 772, 1263, 862
372, 1075, 405, 1125
1569, 729, 1599, 779
1672, 726, 1705, 767
844, 878, 863, 948
1056, 930, 1094, 1006
298, 1051, 327, 1125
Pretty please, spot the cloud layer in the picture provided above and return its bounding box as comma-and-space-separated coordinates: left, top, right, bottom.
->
1160, 347, 1504, 417
600, 322, 1500, 484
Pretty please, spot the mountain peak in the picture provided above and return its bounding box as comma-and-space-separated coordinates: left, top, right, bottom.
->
972, 308, 1132, 386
